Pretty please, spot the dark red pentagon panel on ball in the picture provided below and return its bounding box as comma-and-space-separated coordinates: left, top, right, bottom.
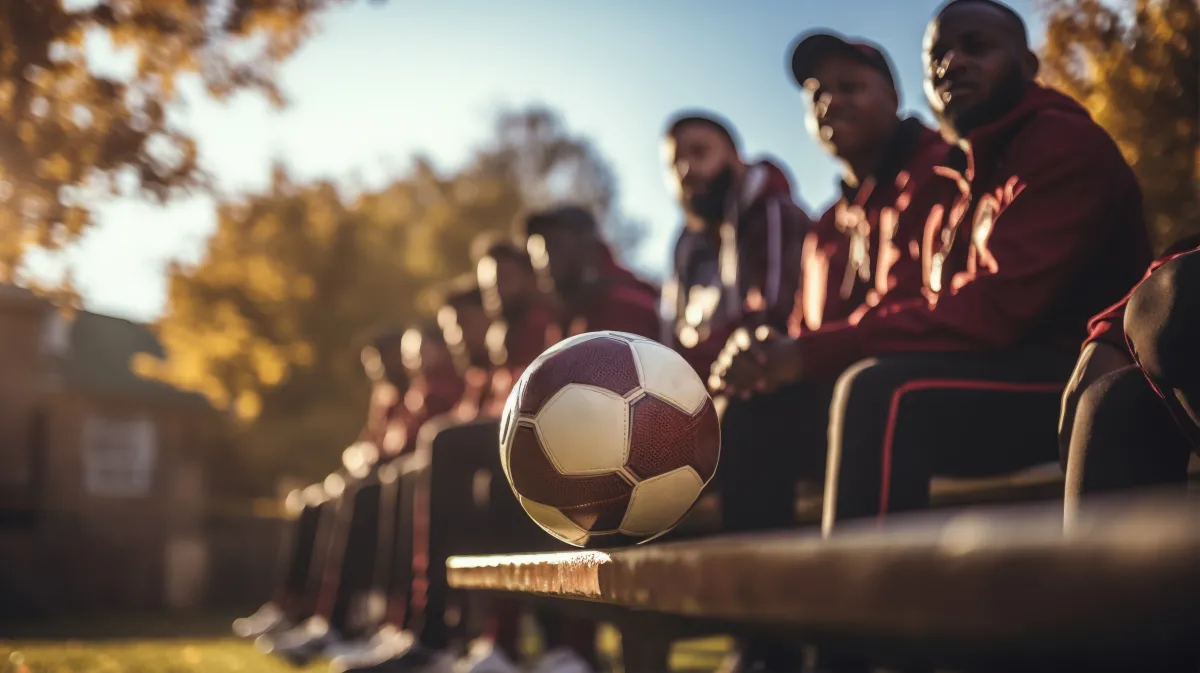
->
517, 336, 642, 416
508, 423, 633, 532
626, 395, 720, 482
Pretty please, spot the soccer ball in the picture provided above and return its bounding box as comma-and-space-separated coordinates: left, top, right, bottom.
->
499, 331, 720, 547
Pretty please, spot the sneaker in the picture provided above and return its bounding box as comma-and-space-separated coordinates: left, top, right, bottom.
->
529, 647, 594, 673
336, 644, 455, 673
330, 627, 415, 673
456, 639, 520, 673
260, 616, 341, 666
233, 602, 290, 639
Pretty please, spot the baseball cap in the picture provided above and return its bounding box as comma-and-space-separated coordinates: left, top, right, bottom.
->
789, 31, 897, 91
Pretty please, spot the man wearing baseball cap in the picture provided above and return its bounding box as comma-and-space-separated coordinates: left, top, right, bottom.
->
719, 30, 948, 536
716, 0, 1149, 539
715, 30, 954, 673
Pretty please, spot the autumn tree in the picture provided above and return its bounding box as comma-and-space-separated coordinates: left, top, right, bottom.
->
1039, 0, 1200, 250
0, 0, 353, 282
141, 106, 645, 489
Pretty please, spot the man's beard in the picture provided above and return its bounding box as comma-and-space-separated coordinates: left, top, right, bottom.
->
684, 164, 735, 225
941, 66, 1030, 140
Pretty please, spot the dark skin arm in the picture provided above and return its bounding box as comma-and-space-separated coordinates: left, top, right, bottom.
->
714, 324, 1138, 462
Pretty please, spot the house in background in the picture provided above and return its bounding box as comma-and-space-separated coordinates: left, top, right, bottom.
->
0, 285, 274, 616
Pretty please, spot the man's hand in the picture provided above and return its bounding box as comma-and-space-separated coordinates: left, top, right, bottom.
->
709, 326, 803, 399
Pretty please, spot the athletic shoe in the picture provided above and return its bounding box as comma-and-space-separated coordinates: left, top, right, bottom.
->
529, 647, 595, 673
336, 644, 455, 673
259, 616, 341, 666
329, 626, 415, 673
326, 624, 411, 661
233, 602, 290, 639
456, 639, 519, 673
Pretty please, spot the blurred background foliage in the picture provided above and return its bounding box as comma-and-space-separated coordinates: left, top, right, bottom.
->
1, 0, 1194, 492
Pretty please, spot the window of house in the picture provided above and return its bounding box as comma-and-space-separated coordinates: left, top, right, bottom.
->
82, 416, 157, 498
41, 312, 72, 357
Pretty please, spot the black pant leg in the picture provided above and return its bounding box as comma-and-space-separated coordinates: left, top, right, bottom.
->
1064, 365, 1193, 502
414, 418, 507, 652
274, 501, 324, 621
825, 351, 1076, 533
719, 382, 832, 533
330, 480, 382, 638
383, 454, 418, 630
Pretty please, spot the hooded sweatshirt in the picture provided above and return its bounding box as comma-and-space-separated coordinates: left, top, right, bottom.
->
792, 85, 1150, 381
664, 159, 812, 375
565, 245, 661, 339
795, 117, 949, 333
1085, 234, 1200, 351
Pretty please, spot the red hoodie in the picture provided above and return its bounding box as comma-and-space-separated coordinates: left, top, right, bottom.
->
795, 118, 949, 333
401, 363, 465, 452
792, 85, 1150, 381
359, 381, 416, 456
1084, 235, 1200, 351
483, 298, 563, 412
566, 247, 660, 340
502, 299, 563, 370
665, 159, 812, 375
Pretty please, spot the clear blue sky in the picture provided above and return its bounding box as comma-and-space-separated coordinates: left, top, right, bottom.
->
31, 0, 1041, 322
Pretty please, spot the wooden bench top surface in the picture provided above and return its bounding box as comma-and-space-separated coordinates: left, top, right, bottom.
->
448, 495, 1200, 652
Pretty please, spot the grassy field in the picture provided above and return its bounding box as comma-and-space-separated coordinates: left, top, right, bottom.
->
0, 615, 323, 673
0, 638, 326, 673
0, 616, 729, 673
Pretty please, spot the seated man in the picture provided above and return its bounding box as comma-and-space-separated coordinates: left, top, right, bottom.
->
720, 32, 950, 535
524, 204, 660, 339
236, 330, 411, 642
716, 0, 1149, 537
330, 290, 503, 673
1062, 235, 1200, 517
264, 330, 418, 664
660, 111, 811, 377
472, 234, 564, 412
399, 323, 466, 453
436, 276, 498, 421
453, 205, 664, 673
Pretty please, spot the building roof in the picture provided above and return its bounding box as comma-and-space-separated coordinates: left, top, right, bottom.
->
56, 310, 210, 408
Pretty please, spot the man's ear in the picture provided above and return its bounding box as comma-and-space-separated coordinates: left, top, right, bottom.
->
1022, 49, 1040, 81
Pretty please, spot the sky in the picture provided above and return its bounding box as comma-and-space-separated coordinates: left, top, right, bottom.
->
31, 0, 1041, 322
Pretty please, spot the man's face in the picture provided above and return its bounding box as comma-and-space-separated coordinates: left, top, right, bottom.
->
924, 3, 1033, 137
805, 55, 899, 161
419, 337, 453, 375
481, 255, 538, 314
667, 124, 738, 213
528, 229, 586, 291
452, 303, 491, 360
379, 345, 408, 384
363, 341, 407, 386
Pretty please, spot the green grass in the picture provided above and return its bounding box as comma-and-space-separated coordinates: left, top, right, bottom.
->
0, 638, 325, 673
0, 613, 320, 673
0, 616, 729, 673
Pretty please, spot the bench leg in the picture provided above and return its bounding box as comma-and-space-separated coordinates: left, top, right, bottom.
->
619, 616, 672, 673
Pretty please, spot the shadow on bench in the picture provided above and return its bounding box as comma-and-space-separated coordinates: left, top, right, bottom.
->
448, 494, 1200, 673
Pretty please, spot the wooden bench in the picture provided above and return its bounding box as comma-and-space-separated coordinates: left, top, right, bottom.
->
448, 494, 1200, 672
